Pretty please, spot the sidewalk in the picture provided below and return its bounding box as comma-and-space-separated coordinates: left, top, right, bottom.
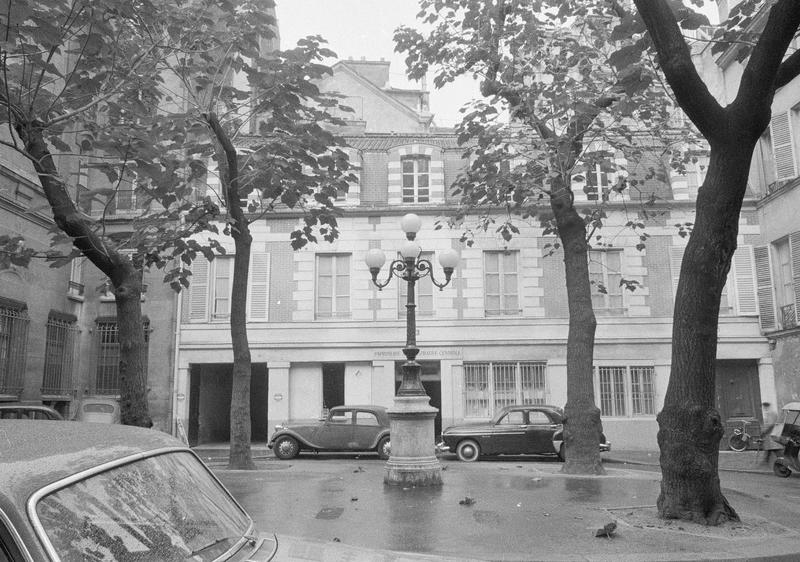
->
209, 451, 800, 562
606, 448, 777, 474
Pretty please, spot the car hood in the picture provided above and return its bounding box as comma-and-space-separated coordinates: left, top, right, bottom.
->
271, 422, 322, 437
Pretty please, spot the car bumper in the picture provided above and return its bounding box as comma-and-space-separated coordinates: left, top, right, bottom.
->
436, 441, 450, 453
600, 442, 611, 452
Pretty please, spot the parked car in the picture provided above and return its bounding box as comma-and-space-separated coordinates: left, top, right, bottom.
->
438, 404, 611, 462
0, 420, 278, 561
72, 396, 120, 423
268, 405, 391, 460
0, 403, 63, 420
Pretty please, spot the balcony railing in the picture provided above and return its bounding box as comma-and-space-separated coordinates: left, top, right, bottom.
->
781, 304, 797, 330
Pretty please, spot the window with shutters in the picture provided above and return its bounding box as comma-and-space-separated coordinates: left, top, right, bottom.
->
463, 361, 548, 418
670, 245, 757, 317
183, 253, 270, 323
398, 252, 434, 318
316, 254, 350, 319
595, 365, 656, 418
769, 111, 797, 182
766, 233, 800, 331
484, 251, 520, 316
589, 250, 624, 314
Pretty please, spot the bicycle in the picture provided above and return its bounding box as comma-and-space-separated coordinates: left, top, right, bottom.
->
727, 419, 763, 452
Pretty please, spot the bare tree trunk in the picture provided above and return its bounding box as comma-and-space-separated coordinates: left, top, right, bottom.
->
657, 146, 753, 524
552, 177, 604, 475
17, 121, 151, 427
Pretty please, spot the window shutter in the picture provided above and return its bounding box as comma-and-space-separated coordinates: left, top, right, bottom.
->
188, 257, 209, 321
732, 245, 757, 315
669, 246, 684, 297
770, 112, 796, 180
791, 231, 800, 325
753, 245, 776, 331
247, 252, 270, 321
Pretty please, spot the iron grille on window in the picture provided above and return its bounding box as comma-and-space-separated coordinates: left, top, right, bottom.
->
597, 365, 656, 417
42, 316, 78, 396
463, 361, 548, 418
95, 319, 149, 395
781, 304, 797, 329
598, 366, 627, 416
0, 305, 29, 395
631, 366, 656, 416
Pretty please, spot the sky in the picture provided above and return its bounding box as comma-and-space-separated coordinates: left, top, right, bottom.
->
275, 0, 479, 128
276, 1, 720, 128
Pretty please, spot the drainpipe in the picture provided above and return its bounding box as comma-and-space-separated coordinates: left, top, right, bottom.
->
169, 286, 182, 438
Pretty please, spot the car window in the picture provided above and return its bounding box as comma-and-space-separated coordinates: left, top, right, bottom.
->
330, 410, 352, 424
0, 411, 18, 420
528, 411, 551, 425
355, 412, 379, 426
36, 451, 251, 561
83, 403, 115, 413
498, 411, 524, 425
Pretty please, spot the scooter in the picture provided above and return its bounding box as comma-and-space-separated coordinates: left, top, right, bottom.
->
772, 402, 800, 478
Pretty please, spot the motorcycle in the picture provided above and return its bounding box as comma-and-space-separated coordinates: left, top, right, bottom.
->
772, 402, 800, 478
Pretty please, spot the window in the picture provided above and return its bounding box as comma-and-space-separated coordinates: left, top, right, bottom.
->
106, 166, 151, 214
184, 254, 269, 323
95, 319, 149, 395
398, 252, 433, 317
589, 250, 624, 314
463, 361, 548, 418
0, 300, 28, 395
498, 410, 524, 425
330, 410, 351, 424
316, 254, 350, 319
355, 411, 379, 426
769, 111, 797, 182
401, 156, 430, 203
596, 365, 656, 418
774, 238, 797, 329
68, 259, 84, 299
213, 257, 232, 319
484, 251, 519, 316
42, 314, 78, 395
529, 411, 551, 425
582, 152, 613, 201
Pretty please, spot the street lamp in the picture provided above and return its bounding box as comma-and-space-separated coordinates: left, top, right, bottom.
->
365, 213, 459, 486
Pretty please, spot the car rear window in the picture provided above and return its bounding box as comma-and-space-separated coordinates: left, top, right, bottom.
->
355, 412, 379, 426
83, 403, 115, 413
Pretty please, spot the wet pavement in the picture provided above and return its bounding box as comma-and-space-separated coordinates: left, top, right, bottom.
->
202, 448, 800, 562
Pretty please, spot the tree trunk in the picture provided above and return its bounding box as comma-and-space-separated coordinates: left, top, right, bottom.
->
17, 120, 151, 427
657, 144, 754, 524
228, 229, 255, 469
552, 178, 604, 475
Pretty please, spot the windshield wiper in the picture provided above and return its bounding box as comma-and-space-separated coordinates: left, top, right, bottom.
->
189, 536, 237, 557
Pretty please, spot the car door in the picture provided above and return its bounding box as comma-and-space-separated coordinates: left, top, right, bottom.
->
489, 409, 527, 454
524, 410, 560, 454
312, 408, 354, 450
351, 410, 382, 449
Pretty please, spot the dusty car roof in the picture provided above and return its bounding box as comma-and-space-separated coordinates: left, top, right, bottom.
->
0, 421, 185, 509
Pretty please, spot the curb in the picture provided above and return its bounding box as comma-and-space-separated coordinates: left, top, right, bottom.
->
605, 456, 775, 475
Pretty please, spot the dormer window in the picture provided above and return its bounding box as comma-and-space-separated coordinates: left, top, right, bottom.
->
401, 156, 430, 203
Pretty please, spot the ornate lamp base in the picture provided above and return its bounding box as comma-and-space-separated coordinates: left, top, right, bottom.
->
384, 395, 442, 487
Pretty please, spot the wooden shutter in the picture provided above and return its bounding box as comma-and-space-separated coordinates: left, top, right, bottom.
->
669, 245, 684, 297
770, 112, 796, 180
791, 231, 800, 325
188, 256, 209, 321
754, 245, 776, 331
732, 245, 757, 315
247, 252, 270, 321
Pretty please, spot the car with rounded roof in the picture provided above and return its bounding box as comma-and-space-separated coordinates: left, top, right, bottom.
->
0, 420, 278, 561
268, 405, 391, 460
437, 404, 610, 462
0, 403, 63, 420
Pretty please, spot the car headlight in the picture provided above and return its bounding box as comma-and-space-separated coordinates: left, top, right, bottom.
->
274, 424, 286, 431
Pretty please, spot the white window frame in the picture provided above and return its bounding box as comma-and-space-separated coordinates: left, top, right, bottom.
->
484, 250, 520, 316
316, 254, 351, 319
401, 155, 430, 203
588, 249, 625, 314
463, 361, 548, 418
594, 365, 656, 418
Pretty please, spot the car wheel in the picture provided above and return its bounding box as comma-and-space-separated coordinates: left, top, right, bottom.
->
773, 462, 792, 478
456, 439, 481, 462
273, 436, 299, 460
557, 444, 565, 462
377, 436, 391, 460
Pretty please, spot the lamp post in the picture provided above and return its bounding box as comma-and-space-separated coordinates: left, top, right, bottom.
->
365, 213, 459, 486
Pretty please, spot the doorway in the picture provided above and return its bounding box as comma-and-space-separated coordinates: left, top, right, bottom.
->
715, 359, 762, 449
394, 360, 442, 438
323, 363, 345, 410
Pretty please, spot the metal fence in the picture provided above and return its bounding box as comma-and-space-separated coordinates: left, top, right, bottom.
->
0, 306, 29, 395
41, 317, 78, 396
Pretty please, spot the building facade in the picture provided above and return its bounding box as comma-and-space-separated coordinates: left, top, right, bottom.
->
171, 58, 773, 450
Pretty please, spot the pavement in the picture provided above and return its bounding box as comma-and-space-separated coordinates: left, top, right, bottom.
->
197, 446, 800, 562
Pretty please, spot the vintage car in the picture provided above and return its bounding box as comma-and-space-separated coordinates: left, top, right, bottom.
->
438, 404, 611, 462
0, 403, 63, 420
268, 405, 391, 460
71, 396, 120, 423
0, 421, 278, 561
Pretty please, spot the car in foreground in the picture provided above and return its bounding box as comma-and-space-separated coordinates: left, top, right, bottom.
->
438, 404, 611, 462
268, 404, 391, 460
71, 396, 120, 423
0, 403, 63, 420
0, 421, 278, 561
